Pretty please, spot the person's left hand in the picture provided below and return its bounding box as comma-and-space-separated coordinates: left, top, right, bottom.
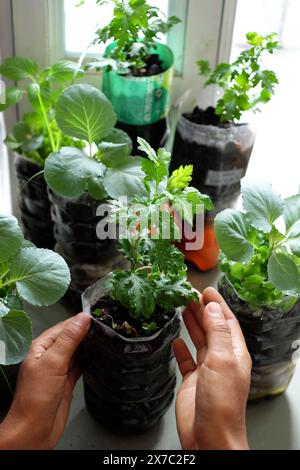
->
0, 312, 91, 450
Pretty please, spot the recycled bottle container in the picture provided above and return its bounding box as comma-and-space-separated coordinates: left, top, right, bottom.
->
219, 275, 300, 400
170, 114, 255, 208
15, 154, 55, 249
80, 276, 181, 434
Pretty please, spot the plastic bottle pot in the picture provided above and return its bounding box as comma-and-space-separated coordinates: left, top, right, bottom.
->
102, 43, 174, 127
14, 154, 55, 249
170, 117, 255, 206
80, 276, 181, 434
218, 275, 300, 400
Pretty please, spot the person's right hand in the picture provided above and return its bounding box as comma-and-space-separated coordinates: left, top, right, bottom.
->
174, 287, 252, 450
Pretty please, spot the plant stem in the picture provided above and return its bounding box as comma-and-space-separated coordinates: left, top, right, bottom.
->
36, 85, 57, 153
0, 365, 13, 397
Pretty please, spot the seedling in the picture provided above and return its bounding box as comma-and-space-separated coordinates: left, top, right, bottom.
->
215, 178, 300, 309
0, 57, 84, 164
94, 138, 213, 334
197, 32, 279, 122
81, 0, 180, 73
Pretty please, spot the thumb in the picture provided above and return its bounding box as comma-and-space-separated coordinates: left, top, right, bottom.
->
202, 302, 233, 358
46, 313, 91, 369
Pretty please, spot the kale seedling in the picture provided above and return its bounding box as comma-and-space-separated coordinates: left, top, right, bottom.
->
215, 178, 300, 310
0, 214, 70, 368
0, 57, 85, 165
44, 83, 146, 201
102, 138, 213, 332
81, 0, 180, 73
197, 32, 279, 122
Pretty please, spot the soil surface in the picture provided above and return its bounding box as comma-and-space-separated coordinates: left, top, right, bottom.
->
131, 53, 164, 77
92, 296, 174, 338
184, 106, 230, 127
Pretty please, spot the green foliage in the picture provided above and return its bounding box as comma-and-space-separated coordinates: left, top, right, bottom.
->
107, 139, 212, 321
45, 84, 147, 201
0, 57, 84, 164
82, 0, 180, 71
197, 32, 279, 122
0, 215, 70, 365
215, 178, 300, 308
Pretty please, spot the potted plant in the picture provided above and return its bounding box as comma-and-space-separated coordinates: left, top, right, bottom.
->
214, 178, 300, 400
44, 83, 148, 308
170, 32, 279, 209
80, 138, 212, 433
0, 57, 85, 248
83, 0, 180, 154
0, 213, 70, 410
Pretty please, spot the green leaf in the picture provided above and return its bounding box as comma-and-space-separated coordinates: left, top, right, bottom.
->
168, 165, 193, 191
0, 215, 24, 263
87, 177, 108, 200
241, 179, 284, 232
55, 84, 116, 144
137, 137, 157, 161
104, 157, 147, 199
214, 209, 254, 262
28, 81, 52, 111
49, 60, 83, 82
0, 88, 24, 112
0, 309, 32, 366
148, 241, 185, 273
283, 194, 300, 231
267, 252, 300, 295
113, 271, 155, 319
172, 188, 213, 225
155, 275, 198, 311
97, 128, 132, 167
44, 147, 105, 199
197, 59, 211, 76
286, 220, 300, 256
7, 247, 70, 306
0, 57, 38, 81
12, 122, 43, 153
4, 134, 21, 150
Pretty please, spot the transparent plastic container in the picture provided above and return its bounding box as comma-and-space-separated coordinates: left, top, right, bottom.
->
80, 276, 181, 434
218, 275, 300, 400
170, 115, 255, 206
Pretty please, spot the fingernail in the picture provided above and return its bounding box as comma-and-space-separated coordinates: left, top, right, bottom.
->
206, 302, 223, 318
72, 312, 91, 328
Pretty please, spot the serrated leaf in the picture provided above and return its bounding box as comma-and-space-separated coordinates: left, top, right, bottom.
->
284, 194, 300, 231
113, 271, 155, 319
103, 157, 147, 199
267, 252, 300, 295
241, 179, 284, 232
97, 128, 132, 167
7, 248, 70, 306
137, 137, 157, 161
55, 84, 116, 144
0, 309, 32, 365
148, 241, 185, 273
0, 215, 24, 263
168, 165, 193, 191
45, 147, 105, 199
0, 88, 24, 112
172, 188, 213, 225
0, 57, 38, 81
214, 209, 254, 262
155, 275, 198, 311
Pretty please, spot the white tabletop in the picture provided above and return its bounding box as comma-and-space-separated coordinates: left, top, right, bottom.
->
24, 266, 300, 450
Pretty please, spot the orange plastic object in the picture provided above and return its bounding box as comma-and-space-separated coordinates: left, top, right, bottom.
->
177, 220, 219, 272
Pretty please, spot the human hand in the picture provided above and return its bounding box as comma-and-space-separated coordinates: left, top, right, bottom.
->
0, 312, 91, 450
174, 287, 251, 450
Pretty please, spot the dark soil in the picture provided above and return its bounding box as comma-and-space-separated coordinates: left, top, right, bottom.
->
131, 53, 164, 77
91, 296, 173, 338
184, 106, 230, 127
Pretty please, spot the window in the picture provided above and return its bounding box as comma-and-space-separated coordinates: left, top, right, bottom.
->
230, 0, 300, 197
64, 0, 185, 74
